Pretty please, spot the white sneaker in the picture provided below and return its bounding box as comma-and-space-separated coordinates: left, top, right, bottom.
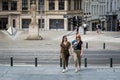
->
78, 68, 80, 71
66, 67, 68, 71
75, 69, 78, 73
62, 69, 66, 73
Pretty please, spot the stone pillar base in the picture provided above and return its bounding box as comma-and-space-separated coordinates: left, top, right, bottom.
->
26, 25, 43, 40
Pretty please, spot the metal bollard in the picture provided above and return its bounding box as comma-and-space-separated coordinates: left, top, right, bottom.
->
110, 58, 113, 68
84, 58, 87, 67
103, 43, 105, 49
35, 58, 37, 67
86, 42, 88, 49
10, 57, 13, 67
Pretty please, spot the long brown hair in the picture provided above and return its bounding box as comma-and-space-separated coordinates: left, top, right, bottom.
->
61, 35, 67, 44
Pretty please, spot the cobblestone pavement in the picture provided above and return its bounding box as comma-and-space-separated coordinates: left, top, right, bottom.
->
0, 30, 120, 80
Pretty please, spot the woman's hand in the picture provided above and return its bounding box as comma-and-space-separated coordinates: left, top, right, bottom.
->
80, 50, 83, 56
60, 53, 62, 58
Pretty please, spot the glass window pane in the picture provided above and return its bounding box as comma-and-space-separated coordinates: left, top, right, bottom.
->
38, 0, 44, 10
2, 1, 8, 10
50, 19, 64, 29
11, 1, 17, 10
22, 19, 31, 28
59, 0, 64, 10
49, 0, 55, 10
22, 0, 28, 10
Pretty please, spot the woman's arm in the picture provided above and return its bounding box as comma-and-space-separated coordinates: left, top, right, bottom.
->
69, 45, 73, 55
80, 44, 83, 56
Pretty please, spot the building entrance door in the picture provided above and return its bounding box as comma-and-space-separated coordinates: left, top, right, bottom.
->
0, 18, 8, 30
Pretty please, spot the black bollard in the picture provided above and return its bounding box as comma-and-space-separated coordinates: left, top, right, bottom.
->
10, 57, 13, 67
110, 58, 113, 68
35, 58, 37, 67
86, 42, 88, 49
103, 43, 105, 49
84, 58, 87, 67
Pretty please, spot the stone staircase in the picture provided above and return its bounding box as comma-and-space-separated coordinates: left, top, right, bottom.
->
0, 49, 120, 66
0, 49, 60, 65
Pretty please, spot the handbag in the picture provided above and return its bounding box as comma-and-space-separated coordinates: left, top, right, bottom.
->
60, 57, 62, 67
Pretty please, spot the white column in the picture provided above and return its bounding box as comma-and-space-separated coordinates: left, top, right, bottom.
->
28, 0, 30, 13
17, 1, 22, 11
36, 0, 39, 11
85, 2, 87, 13
46, 17, 49, 30
64, 18, 68, 31
8, 15, 10, 28
44, 0, 49, 30
112, 0, 115, 12
55, 0, 58, 10
65, 0, 68, 11
45, 0, 48, 11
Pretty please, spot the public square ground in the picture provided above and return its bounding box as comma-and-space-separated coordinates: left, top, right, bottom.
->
0, 30, 120, 80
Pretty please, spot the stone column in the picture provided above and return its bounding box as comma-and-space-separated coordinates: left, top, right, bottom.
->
55, 0, 58, 10
64, 0, 68, 31
45, 0, 49, 11
28, 0, 31, 13
8, 15, 11, 29
17, 0, 21, 11
71, 0, 74, 10
64, 18, 68, 31
44, 0, 48, 30
46, 16, 49, 30
65, 0, 68, 11
36, 0, 39, 11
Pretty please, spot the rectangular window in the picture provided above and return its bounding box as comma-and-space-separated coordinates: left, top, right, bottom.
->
38, 0, 44, 11
22, 19, 31, 28
74, 0, 81, 10
77, 0, 80, 10
2, 1, 8, 10
49, 0, 55, 10
22, 0, 28, 10
13, 20, 16, 28
11, 1, 17, 10
49, 19, 64, 29
59, 0, 64, 10
80, 0, 82, 10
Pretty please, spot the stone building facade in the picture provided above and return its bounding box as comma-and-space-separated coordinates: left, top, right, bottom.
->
0, 0, 83, 31
83, 0, 120, 31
